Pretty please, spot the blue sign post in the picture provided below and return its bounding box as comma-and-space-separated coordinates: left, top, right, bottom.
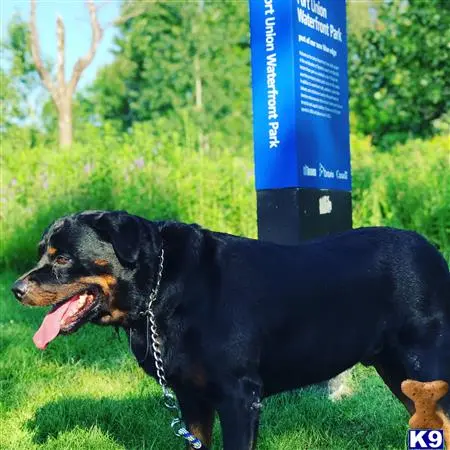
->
249, 0, 352, 244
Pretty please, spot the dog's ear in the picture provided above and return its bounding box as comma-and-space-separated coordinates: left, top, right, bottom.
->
84, 211, 142, 265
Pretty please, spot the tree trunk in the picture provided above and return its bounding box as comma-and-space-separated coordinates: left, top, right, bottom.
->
194, 55, 203, 111
195, 0, 207, 151
30, 0, 106, 148
58, 99, 73, 147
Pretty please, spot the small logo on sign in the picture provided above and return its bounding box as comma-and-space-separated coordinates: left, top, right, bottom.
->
303, 165, 317, 177
408, 429, 444, 449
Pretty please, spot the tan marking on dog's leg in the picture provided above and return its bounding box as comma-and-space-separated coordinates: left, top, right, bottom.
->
189, 410, 215, 448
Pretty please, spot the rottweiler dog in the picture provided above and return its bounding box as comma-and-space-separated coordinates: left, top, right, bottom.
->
12, 210, 450, 450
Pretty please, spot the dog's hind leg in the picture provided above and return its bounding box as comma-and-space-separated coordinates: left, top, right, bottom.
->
390, 273, 450, 416
401, 340, 450, 416
373, 348, 414, 414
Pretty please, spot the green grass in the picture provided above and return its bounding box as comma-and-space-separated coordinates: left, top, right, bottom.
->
1, 271, 410, 449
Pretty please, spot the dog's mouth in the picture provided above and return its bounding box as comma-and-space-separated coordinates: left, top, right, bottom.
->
33, 289, 101, 350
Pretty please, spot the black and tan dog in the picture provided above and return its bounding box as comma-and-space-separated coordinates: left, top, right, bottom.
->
12, 210, 450, 449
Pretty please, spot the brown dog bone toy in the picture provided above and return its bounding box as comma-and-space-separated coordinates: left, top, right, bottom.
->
402, 379, 450, 447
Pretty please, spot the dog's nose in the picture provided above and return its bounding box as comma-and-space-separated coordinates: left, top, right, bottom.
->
11, 279, 29, 300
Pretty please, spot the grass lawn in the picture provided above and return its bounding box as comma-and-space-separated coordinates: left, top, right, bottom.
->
0, 271, 410, 449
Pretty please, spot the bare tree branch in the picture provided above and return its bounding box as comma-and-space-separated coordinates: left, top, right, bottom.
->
68, 0, 103, 94
29, 0, 142, 147
109, 6, 149, 28
29, 0, 55, 97
56, 15, 66, 97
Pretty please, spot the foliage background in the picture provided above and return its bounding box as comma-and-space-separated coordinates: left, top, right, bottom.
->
2, 127, 449, 272
348, 0, 450, 149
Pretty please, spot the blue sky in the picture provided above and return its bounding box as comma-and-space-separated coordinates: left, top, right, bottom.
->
2, 0, 122, 88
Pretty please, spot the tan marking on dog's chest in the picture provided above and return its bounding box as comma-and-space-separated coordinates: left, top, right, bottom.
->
94, 259, 109, 266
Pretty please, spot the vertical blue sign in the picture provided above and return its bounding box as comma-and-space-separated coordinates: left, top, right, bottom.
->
249, 0, 351, 192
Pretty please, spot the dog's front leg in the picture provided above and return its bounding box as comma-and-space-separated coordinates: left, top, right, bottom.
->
216, 376, 263, 450
175, 388, 215, 450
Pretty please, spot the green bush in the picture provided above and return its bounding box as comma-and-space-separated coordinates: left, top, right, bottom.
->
1, 127, 448, 271
352, 134, 450, 261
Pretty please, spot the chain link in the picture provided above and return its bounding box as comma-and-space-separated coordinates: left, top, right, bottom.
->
132, 246, 205, 449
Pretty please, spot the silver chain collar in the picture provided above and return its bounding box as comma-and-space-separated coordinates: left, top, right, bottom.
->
135, 246, 165, 368
131, 247, 169, 386
129, 246, 204, 449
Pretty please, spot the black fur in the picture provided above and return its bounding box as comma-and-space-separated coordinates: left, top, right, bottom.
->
12, 211, 450, 449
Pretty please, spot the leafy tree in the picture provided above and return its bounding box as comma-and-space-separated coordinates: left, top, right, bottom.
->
347, 0, 379, 37
0, 14, 44, 131
28, 0, 105, 147
349, 0, 450, 148
89, 1, 251, 142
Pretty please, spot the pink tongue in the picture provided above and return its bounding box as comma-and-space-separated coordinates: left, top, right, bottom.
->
33, 299, 75, 350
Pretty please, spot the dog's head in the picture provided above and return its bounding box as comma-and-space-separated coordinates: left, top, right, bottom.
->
11, 210, 160, 349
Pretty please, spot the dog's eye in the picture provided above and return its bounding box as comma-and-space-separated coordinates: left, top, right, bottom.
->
54, 256, 71, 266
